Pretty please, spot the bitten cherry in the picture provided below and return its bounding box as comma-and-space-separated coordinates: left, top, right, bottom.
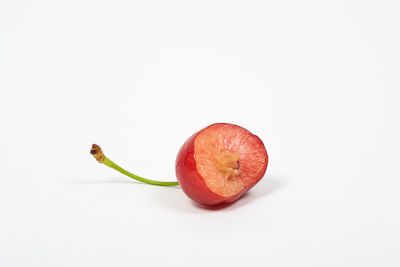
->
90, 123, 268, 206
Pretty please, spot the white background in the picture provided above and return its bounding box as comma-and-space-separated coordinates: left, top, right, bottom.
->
1, 0, 399, 266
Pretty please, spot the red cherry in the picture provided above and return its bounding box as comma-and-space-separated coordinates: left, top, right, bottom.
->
91, 123, 268, 206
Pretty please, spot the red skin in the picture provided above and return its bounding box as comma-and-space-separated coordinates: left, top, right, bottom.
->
175, 123, 268, 206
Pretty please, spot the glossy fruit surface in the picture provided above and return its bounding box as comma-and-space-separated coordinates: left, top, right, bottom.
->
176, 123, 268, 206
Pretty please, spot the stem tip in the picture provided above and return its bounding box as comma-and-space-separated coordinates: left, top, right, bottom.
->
90, 144, 105, 163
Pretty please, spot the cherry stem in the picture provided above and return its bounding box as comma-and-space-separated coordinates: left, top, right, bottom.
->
90, 144, 179, 187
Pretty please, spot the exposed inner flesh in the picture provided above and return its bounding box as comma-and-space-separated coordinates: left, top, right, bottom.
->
194, 124, 267, 197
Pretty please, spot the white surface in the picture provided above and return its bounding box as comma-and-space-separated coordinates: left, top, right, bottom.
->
1, 0, 399, 266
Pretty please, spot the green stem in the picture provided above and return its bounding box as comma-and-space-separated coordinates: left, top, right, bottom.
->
102, 157, 179, 187
90, 144, 179, 187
